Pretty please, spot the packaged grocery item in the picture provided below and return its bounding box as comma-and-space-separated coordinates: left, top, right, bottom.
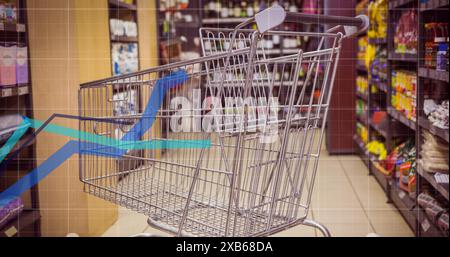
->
112, 43, 139, 76
0, 197, 24, 229
417, 192, 438, 209
436, 40, 448, 71
368, 0, 387, 39
394, 9, 418, 54
2, 0, 17, 23
437, 213, 449, 233
0, 0, 6, 21
425, 203, 445, 224
16, 46, 28, 84
0, 45, 17, 86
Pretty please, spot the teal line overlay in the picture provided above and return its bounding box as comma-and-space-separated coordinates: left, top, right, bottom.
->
25, 117, 211, 150
0, 120, 31, 163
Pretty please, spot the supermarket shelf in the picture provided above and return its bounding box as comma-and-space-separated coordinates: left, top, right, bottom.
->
420, 0, 449, 11
1, 85, 30, 98
389, 183, 417, 231
368, 38, 387, 45
389, 0, 416, 8
417, 163, 449, 201
370, 79, 388, 93
357, 114, 368, 125
370, 160, 390, 191
0, 210, 40, 237
356, 64, 367, 72
370, 121, 388, 138
387, 107, 416, 131
0, 23, 26, 33
388, 52, 418, 62
108, 0, 137, 10
418, 116, 449, 142
416, 207, 448, 237
418, 67, 449, 83
202, 17, 249, 25
110, 35, 139, 43
356, 91, 368, 101
353, 135, 370, 168
356, 115, 368, 127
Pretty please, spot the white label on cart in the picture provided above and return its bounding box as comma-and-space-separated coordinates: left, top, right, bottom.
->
4, 226, 18, 237
421, 219, 431, 232
344, 26, 358, 37
398, 190, 406, 199
2, 88, 13, 97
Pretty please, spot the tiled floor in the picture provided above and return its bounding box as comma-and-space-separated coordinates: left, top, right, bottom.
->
102, 148, 413, 237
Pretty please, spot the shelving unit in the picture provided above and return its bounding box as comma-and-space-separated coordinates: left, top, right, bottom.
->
383, 0, 420, 234
156, 0, 323, 64
0, 0, 40, 237
352, 0, 447, 236
415, 0, 449, 237
108, 0, 140, 76
353, 0, 449, 237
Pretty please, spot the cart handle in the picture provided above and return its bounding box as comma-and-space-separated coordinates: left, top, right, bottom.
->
255, 4, 369, 35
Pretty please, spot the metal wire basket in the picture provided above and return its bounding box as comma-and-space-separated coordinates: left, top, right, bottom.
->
78, 5, 368, 237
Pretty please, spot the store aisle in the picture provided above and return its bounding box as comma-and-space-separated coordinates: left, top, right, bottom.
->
102, 147, 413, 237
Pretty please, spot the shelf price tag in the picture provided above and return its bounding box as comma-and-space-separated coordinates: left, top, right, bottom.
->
398, 190, 406, 199
421, 219, 431, 232
1, 88, 13, 97
18, 86, 29, 95
4, 226, 18, 237
16, 24, 26, 32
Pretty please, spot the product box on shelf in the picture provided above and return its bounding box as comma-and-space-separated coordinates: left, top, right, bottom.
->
0, 0, 18, 24
111, 43, 139, 76
0, 45, 17, 86
394, 9, 418, 55
16, 46, 28, 84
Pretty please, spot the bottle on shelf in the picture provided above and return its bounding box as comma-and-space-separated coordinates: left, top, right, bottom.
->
208, 0, 216, 18
215, 0, 222, 18
240, 1, 248, 18
273, 33, 281, 48
253, 0, 261, 14
203, 1, 210, 17
282, 0, 290, 11
228, 1, 235, 18
233, 0, 241, 18
289, 0, 298, 12
220, 0, 229, 18
247, 0, 254, 17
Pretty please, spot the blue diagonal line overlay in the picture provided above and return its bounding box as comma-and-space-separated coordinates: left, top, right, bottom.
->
0, 120, 31, 163
0, 70, 207, 206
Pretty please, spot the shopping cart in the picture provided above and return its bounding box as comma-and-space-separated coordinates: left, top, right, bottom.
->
78, 5, 368, 237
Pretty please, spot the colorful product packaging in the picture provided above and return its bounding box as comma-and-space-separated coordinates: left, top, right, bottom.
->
0, 45, 17, 86
0, 0, 17, 23
16, 46, 28, 84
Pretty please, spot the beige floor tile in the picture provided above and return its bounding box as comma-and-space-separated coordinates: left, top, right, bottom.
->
102, 207, 149, 237
339, 158, 370, 177
366, 209, 414, 237
347, 175, 395, 212
312, 209, 374, 237
311, 169, 363, 210
271, 224, 317, 237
